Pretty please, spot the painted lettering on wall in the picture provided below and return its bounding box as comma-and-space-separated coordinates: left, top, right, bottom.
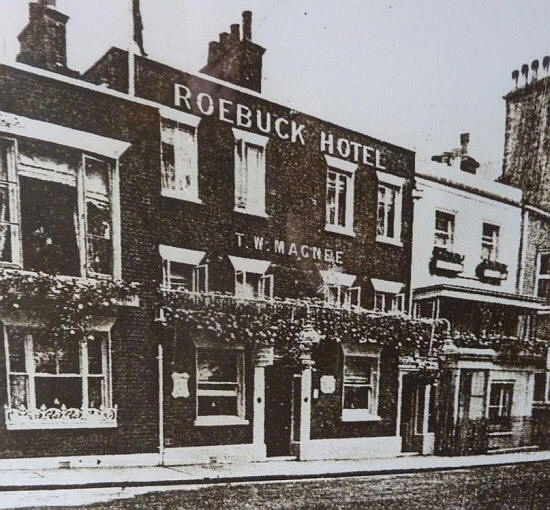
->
235, 232, 343, 264
174, 83, 388, 168
175, 84, 306, 146
320, 130, 386, 169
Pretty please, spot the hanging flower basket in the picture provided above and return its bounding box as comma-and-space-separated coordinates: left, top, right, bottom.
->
430, 247, 465, 275
476, 259, 508, 282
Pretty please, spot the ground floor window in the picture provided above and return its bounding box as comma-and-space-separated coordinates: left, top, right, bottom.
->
374, 291, 405, 313
195, 346, 246, 426
3, 325, 116, 429
488, 381, 513, 430
534, 372, 550, 404
341, 346, 380, 421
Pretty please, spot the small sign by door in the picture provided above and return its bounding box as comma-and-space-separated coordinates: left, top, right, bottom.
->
320, 375, 336, 394
171, 372, 190, 398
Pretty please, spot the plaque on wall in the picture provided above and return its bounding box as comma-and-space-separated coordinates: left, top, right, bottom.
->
171, 372, 190, 398
320, 375, 336, 394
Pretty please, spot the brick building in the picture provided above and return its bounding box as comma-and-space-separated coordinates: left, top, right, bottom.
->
0, 1, 441, 468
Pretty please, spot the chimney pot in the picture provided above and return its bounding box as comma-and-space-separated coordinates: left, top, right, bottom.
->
460, 133, 470, 154
242, 11, 252, 41
230, 24, 240, 40
220, 32, 231, 47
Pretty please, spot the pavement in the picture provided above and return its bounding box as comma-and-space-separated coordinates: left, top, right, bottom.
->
2, 450, 550, 508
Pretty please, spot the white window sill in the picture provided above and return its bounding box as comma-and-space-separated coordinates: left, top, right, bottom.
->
161, 189, 203, 204
376, 235, 403, 247
341, 410, 382, 422
325, 224, 356, 237
194, 416, 250, 427
233, 207, 269, 218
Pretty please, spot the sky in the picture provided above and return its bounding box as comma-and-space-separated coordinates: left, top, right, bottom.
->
1, 0, 549, 175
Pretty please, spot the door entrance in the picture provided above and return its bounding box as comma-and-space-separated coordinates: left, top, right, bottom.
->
265, 364, 295, 457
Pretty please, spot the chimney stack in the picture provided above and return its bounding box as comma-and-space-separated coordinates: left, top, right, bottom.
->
242, 11, 252, 41
201, 11, 265, 92
531, 59, 539, 82
17, 1, 78, 77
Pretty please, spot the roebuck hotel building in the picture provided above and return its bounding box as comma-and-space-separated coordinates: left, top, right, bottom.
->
0, 1, 437, 468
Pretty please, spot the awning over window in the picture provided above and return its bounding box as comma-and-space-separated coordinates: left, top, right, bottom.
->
319, 270, 357, 287
228, 255, 271, 275
0, 111, 130, 159
159, 245, 206, 266
371, 278, 404, 294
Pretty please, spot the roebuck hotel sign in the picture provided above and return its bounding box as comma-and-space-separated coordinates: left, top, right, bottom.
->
174, 84, 387, 168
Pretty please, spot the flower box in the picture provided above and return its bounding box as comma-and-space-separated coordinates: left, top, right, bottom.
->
430, 247, 465, 275
476, 260, 508, 282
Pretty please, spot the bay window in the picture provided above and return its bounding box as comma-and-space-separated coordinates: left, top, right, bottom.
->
160, 111, 200, 202
4, 325, 115, 429
325, 155, 357, 236
233, 128, 269, 216
320, 269, 360, 309
342, 345, 381, 421
195, 345, 247, 426
376, 171, 404, 246
371, 278, 405, 313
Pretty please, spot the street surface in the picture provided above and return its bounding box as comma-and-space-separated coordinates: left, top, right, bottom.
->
17, 460, 550, 509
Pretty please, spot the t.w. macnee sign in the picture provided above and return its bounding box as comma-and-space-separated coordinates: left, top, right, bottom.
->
174, 84, 386, 169
235, 232, 344, 264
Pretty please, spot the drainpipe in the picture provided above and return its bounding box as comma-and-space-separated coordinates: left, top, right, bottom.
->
157, 343, 164, 465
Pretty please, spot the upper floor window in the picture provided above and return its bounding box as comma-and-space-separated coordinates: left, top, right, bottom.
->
371, 278, 405, 313
229, 255, 272, 300
159, 245, 208, 292
325, 155, 357, 237
4, 325, 115, 429
15, 139, 116, 278
195, 345, 247, 426
536, 252, 550, 301
481, 223, 500, 262
434, 210, 455, 250
320, 269, 360, 309
160, 110, 201, 202
233, 128, 269, 217
534, 372, 550, 404
0, 137, 20, 266
342, 345, 381, 422
376, 171, 404, 246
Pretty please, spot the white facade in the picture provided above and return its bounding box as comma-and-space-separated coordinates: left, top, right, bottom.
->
411, 159, 523, 296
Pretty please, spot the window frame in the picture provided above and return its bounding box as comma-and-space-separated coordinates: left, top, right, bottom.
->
376, 171, 404, 247
533, 372, 550, 404
194, 346, 248, 426
0, 136, 21, 267
481, 222, 500, 262
232, 128, 269, 217
535, 251, 550, 301
487, 380, 514, 427
160, 109, 201, 203
3, 322, 115, 430
434, 209, 456, 251
341, 346, 381, 422
324, 155, 357, 237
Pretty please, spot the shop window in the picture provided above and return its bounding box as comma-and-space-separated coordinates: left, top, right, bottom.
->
481, 223, 500, 262
0, 138, 20, 265
233, 128, 268, 216
325, 156, 357, 237
376, 171, 404, 246
195, 347, 246, 426
159, 245, 207, 292
160, 115, 200, 202
3, 326, 115, 429
341, 346, 380, 421
536, 252, 550, 301
488, 381, 513, 430
434, 210, 455, 250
